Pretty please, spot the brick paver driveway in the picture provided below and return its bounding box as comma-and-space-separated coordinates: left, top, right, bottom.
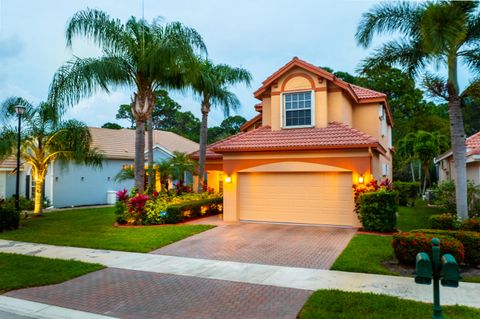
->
7, 268, 311, 319
153, 222, 356, 269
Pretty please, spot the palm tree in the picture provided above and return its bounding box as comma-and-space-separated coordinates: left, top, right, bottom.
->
396, 132, 418, 183
0, 97, 102, 215
190, 58, 252, 192
169, 151, 198, 183
356, 1, 480, 219
49, 9, 206, 193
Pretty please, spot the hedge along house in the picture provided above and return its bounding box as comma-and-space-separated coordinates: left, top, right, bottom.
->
1, 127, 198, 208
193, 57, 393, 227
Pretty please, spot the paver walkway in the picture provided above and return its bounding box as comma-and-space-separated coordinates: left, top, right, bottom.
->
1, 239, 479, 309
7, 268, 311, 319
153, 222, 356, 268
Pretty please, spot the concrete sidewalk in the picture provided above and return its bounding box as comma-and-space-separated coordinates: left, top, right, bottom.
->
1, 239, 479, 308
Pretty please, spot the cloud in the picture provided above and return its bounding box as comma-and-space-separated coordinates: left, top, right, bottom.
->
0, 34, 24, 59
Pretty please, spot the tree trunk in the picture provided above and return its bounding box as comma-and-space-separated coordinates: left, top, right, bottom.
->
33, 178, 44, 215
197, 98, 210, 193
449, 96, 468, 219
135, 117, 146, 193
410, 162, 416, 182
147, 113, 154, 192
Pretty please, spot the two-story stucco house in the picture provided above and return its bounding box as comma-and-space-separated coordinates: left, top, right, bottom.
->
195, 57, 393, 227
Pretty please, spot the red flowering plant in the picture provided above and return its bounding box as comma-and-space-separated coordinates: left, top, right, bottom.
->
352, 178, 394, 215
175, 180, 193, 195
116, 189, 129, 202
126, 194, 150, 225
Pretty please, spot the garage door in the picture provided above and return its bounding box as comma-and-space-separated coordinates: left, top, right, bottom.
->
238, 172, 355, 226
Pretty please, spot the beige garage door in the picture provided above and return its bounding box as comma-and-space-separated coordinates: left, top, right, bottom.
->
238, 172, 354, 226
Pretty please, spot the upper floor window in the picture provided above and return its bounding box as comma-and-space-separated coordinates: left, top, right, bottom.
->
284, 91, 313, 127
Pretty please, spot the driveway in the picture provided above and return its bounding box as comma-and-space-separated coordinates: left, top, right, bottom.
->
153, 222, 356, 269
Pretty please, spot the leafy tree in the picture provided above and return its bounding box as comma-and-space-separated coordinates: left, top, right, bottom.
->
115, 104, 135, 128
189, 58, 252, 192
49, 9, 206, 193
207, 115, 246, 143
0, 97, 102, 214
356, 1, 480, 219
101, 122, 122, 129
168, 151, 198, 182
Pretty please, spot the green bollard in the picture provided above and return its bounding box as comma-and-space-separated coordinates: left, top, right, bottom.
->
431, 238, 442, 319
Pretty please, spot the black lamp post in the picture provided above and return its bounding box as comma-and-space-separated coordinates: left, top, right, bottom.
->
14, 105, 26, 212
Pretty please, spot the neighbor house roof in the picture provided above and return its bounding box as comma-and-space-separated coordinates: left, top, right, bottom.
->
0, 156, 18, 169
89, 127, 199, 160
435, 131, 480, 163
200, 122, 383, 156
253, 57, 393, 125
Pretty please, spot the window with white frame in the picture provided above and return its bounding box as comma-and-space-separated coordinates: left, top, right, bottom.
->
284, 91, 313, 127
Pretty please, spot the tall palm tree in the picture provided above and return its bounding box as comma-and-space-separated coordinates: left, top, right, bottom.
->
356, 1, 480, 219
49, 9, 206, 193
190, 58, 252, 192
0, 97, 102, 215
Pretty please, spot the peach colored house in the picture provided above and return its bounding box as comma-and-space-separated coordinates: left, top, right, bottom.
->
436, 132, 480, 185
195, 57, 393, 227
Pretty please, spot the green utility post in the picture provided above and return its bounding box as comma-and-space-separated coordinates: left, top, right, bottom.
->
414, 238, 460, 319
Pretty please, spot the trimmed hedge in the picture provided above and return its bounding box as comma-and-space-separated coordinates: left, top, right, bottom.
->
359, 190, 398, 232
393, 232, 465, 265
411, 229, 480, 266
0, 201, 19, 232
461, 218, 480, 232
165, 197, 223, 224
392, 181, 420, 206
429, 213, 460, 230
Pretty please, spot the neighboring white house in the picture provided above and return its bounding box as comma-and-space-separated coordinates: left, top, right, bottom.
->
0, 127, 199, 208
435, 131, 480, 185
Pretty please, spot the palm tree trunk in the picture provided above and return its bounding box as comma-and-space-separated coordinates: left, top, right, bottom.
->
197, 98, 210, 193
449, 95, 468, 219
33, 178, 44, 215
135, 117, 146, 193
147, 113, 154, 192
410, 162, 416, 182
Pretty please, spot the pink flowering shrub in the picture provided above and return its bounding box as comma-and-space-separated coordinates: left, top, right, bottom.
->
125, 194, 150, 225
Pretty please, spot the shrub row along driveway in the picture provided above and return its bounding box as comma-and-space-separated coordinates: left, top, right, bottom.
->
152, 222, 357, 269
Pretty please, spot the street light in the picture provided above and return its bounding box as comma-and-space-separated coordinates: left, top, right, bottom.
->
14, 105, 26, 212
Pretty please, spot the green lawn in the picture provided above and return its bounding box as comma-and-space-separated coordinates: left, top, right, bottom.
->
331, 234, 395, 275
298, 290, 480, 319
397, 201, 445, 231
0, 253, 103, 294
0, 207, 214, 252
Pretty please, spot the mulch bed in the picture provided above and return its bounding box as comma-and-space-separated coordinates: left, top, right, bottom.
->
357, 229, 399, 236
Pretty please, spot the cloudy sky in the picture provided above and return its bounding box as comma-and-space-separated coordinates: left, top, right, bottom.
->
0, 0, 470, 128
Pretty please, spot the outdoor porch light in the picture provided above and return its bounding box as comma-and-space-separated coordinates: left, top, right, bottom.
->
358, 175, 364, 184
14, 105, 26, 115
225, 176, 232, 183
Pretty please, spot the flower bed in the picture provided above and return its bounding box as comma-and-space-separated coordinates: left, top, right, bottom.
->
114, 189, 222, 225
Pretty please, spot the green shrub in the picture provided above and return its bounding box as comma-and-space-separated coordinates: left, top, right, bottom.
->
460, 217, 480, 232
3, 196, 35, 211
392, 181, 420, 206
429, 214, 460, 230
393, 232, 465, 265
0, 201, 20, 232
359, 190, 398, 232
433, 180, 480, 216
165, 197, 223, 224
412, 229, 480, 266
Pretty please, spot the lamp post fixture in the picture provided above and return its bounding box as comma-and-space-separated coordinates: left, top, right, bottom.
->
14, 105, 26, 212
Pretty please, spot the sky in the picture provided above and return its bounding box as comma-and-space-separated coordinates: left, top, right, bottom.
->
0, 0, 472, 128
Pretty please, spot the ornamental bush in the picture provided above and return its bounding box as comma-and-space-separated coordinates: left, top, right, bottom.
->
0, 200, 19, 232
165, 197, 223, 224
429, 214, 460, 230
392, 232, 465, 265
411, 229, 480, 266
460, 217, 480, 232
392, 181, 420, 206
358, 189, 398, 232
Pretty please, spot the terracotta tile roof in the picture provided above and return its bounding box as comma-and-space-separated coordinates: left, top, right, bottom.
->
240, 114, 263, 132
210, 122, 379, 153
350, 84, 386, 100
190, 133, 242, 160
467, 131, 480, 156
89, 127, 199, 160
